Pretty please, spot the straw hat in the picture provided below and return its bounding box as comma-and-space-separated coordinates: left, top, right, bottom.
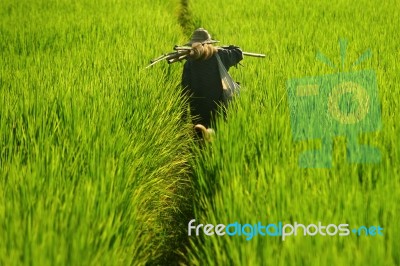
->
185, 28, 219, 46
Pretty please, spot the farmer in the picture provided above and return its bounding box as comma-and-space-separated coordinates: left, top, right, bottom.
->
181, 28, 243, 140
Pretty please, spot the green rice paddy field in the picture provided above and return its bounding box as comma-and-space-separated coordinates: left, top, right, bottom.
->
1, 0, 399, 265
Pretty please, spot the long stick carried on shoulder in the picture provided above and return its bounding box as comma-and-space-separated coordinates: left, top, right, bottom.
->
146, 43, 265, 68
218, 45, 265, 58
173, 45, 266, 58
242, 52, 266, 58
146, 51, 179, 69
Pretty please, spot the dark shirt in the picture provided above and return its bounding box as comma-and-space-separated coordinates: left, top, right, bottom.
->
182, 48, 243, 128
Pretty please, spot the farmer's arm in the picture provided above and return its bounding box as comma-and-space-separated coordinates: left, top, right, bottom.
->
218, 48, 243, 71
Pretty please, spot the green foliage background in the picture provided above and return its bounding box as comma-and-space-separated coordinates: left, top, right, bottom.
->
0, 0, 399, 265
1, 0, 192, 265
187, 0, 399, 265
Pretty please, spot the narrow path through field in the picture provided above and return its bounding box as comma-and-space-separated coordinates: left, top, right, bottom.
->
155, 1, 202, 265
178, 0, 196, 37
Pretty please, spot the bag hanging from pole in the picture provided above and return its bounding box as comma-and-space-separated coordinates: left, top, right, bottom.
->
215, 53, 240, 106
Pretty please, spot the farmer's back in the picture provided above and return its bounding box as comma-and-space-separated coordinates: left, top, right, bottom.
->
182, 38, 242, 129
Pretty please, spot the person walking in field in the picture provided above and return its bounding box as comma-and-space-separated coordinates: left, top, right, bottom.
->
181, 28, 243, 141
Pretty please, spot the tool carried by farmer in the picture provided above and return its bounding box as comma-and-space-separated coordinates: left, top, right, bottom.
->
147, 28, 264, 142
146, 42, 265, 68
